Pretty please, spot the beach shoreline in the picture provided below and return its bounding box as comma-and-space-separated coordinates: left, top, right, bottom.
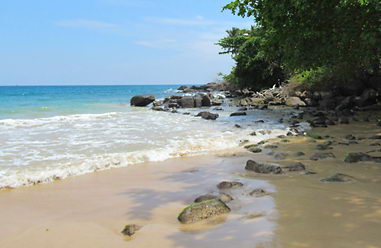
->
1, 118, 381, 247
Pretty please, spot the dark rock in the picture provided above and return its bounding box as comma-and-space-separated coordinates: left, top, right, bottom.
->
245, 160, 283, 174
235, 124, 242, 128
130, 95, 155, 107
249, 188, 268, 197
249, 147, 262, 153
302, 170, 317, 175
264, 145, 278, 149
274, 153, 288, 160
194, 95, 203, 108
200, 95, 212, 107
180, 96, 195, 108
213, 106, 223, 111
294, 152, 306, 157
197, 111, 219, 120
230, 112, 247, 117
121, 224, 141, 236
345, 134, 357, 140
178, 85, 189, 91
178, 199, 231, 224
283, 162, 306, 172
321, 173, 356, 183
369, 135, 381, 140
217, 181, 244, 190
315, 144, 333, 150
344, 152, 381, 163
194, 194, 218, 203
310, 153, 336, 161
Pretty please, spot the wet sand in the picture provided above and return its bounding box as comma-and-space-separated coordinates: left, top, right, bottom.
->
1, 122, 381, 248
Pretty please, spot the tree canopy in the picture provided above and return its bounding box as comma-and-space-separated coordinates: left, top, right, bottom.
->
219, 0, 380, 89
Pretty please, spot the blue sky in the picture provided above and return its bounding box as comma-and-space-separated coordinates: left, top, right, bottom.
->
0, 0, 251, 85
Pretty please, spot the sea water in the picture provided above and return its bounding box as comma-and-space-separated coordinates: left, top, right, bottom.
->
0, 85, 292, 188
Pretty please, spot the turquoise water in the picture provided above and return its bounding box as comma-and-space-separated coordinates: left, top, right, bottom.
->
0, 85, 292, 189
0, 85, 180, 119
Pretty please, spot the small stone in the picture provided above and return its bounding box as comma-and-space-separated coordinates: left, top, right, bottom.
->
217, 181, 244, 190
249, 188, 268, 197
121, 224, 141, 237
194, 194, 218, 203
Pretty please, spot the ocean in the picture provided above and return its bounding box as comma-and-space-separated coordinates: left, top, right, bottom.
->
0, 85, 291, 188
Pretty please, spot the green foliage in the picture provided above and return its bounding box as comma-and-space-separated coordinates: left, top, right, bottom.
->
217, 27, 285, 90
221, 0, 380, 88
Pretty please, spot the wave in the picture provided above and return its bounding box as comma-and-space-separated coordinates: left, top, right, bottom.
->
0, 127, 290, 189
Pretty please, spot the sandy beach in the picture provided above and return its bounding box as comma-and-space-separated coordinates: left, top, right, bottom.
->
1, 120, 381, 248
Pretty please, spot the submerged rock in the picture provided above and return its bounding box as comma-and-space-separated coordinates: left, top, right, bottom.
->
282, 162, 306, 172
245, 160, 283, 174
344, 152, 381, 163
230, 112, 247, 117
321, 173, 356, 183
310, 152, 336, 161
130, 95, 155, 107
249, 188, 269, 197
217, 181, 244, 190
196, 111, 219, 120
178, 199, 231, 224
121, 224, 141, 237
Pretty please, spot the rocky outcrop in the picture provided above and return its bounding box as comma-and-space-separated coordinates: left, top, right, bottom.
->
178, 199, 231, 224
245, 160, 283, 174
194, 193, 233, 203
130, 95, 155, 107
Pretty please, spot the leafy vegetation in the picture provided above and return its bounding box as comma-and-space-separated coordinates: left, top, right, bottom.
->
219, 0, 380, 90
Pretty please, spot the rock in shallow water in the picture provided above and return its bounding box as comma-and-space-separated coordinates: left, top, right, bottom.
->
310, 152, 336, 161
217, 181, 244, 190
344, 152, 381, 163
130, 95, 155, 107
196, 111, 219, 120
178, 199, 231, 224
321, 173, 356, 183
245, 160, 283, 174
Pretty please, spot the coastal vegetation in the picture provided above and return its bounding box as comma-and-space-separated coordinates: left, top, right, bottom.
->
218, 0, 380, 91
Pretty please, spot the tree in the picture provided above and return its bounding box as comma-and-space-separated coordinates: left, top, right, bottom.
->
223, 0, 380, 85
218, 27, 285, 90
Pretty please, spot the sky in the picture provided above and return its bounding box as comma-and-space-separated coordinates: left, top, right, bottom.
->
0, 0, 252, 85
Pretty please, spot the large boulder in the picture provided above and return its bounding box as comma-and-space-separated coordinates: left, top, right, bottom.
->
245, 160, 283, 174
178, 199, 231, 224
130, 95, 155, 107
286, 97, 306, 107
180, 96, 195, 108
201, 95, 212, 107
310, 152, 336, 161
